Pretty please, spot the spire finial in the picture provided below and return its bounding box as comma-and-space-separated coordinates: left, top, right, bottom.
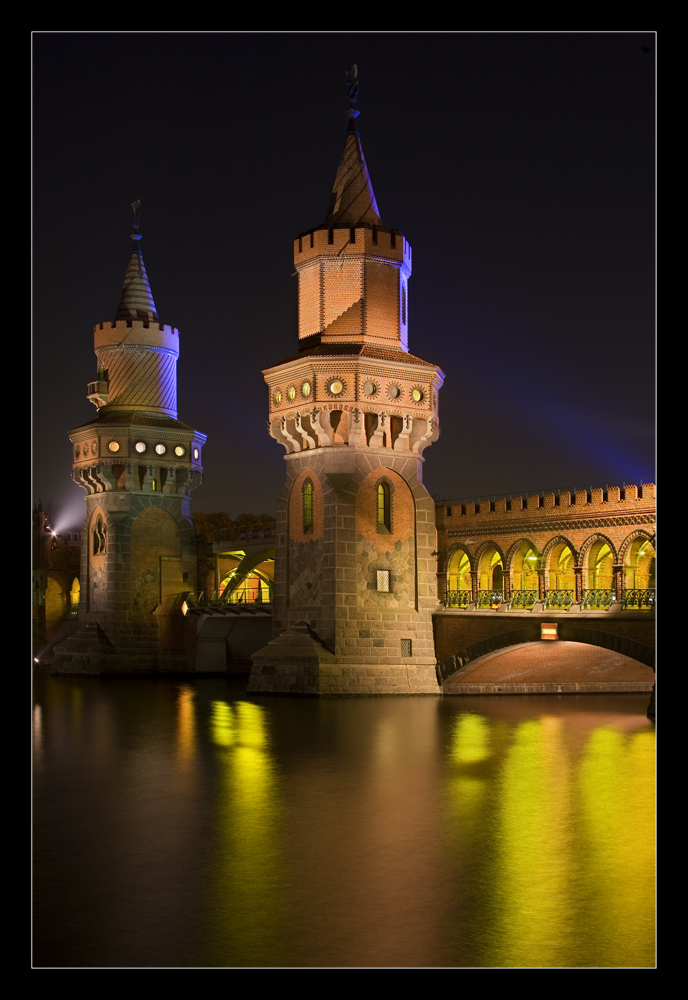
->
131, 199, 142, 243
345, 65, 360, 122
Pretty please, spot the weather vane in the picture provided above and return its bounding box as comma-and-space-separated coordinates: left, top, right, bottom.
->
131, 199, 141, 241
345, 65, 360, 120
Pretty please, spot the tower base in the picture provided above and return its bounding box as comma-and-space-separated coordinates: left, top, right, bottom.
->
248, 621, 441, 696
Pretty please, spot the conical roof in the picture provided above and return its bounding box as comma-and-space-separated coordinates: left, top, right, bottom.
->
323, 116, 381, 227
115, 236, 159, 323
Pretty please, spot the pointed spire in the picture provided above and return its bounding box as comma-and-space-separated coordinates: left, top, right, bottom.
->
323, 66, 381, 227
115, 200, 159, 323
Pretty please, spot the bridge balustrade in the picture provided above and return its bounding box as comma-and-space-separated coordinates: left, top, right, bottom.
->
476, 589, 504, 609
581, 589, 615, 610
544, 589, 575, 610
622, 588, 655, 610
508, 589, 537, 610
445, 590, 471, 609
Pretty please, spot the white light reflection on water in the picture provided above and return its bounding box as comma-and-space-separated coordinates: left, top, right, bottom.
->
33, 674, 655, 968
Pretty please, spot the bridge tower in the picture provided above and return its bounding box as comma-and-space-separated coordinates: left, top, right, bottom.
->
52, 205, 206, 674
249, 71, 445, 694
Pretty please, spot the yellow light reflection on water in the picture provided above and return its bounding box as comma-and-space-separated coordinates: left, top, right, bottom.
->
484, 716, 574, 967
204, 699, 285, 967
578, 726, 655, 967
176, 686, 196, 765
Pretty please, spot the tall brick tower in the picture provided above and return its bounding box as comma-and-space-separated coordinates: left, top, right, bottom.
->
249, 70, 445, 694
52, 205, 206, 674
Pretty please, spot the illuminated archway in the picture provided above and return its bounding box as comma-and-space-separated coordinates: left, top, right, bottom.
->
623, 537, 655, 590
446, 547, 472, 607
476, 543, 505, 606
69, 576, 80, 615
510, 540, 540, 592
587, 540, 614, 590
220, 570, 272, 604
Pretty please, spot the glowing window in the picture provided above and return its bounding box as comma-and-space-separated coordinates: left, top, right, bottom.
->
302, 381, 311, 398
377, 570, 390, 592
155, 443, 166, 455
174, 446, 185, 457
135, 441, 146, 453
303, 479, 313, 533
377, 481, 391, 532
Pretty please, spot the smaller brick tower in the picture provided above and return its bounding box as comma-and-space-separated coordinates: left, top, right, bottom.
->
52, 205, 206, 674
249, 70, 445, 694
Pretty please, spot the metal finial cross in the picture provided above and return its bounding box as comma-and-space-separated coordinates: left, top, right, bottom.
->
345, 65, 359, 108
131, 200, 141, 233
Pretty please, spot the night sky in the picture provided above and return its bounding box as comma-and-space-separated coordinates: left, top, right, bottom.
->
33, 33, 655, 530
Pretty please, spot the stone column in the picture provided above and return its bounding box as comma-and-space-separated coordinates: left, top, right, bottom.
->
574, 567, 583, 603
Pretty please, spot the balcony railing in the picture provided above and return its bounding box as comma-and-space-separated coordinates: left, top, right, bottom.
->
508, 589, 538, 610
622, 589, 655, 610
581, 589, 615, 610
544, 589, 575, 610
476, 589, 504, 609
445, 589, 472, 609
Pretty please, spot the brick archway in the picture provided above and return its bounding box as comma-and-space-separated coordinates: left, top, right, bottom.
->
437, 623, 655, 685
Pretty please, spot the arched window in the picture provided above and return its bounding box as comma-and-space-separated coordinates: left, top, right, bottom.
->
377, 481, 391, 532
303, 479, 314, 533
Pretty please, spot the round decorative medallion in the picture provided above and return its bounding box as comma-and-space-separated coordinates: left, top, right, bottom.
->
108, 440, 120, 453
411, 387, 424, 403
288, 385, 296, 401
302, 381, 311, 398
363, 380, 378, 397
155, 443, 166, 456
387, 384, 401, 400
327, 378, 345, 396
134, 441, 146, 454
74, 444, 80, 459
174, 446, 185, 457
273, 390, 282, 405
91, 441, 97, 455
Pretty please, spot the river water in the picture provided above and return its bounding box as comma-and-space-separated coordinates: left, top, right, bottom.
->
32, 672, 655, 968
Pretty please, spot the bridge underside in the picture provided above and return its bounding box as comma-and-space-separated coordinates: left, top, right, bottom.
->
442, 640, 654, 695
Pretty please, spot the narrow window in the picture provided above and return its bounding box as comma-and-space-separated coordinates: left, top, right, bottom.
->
377, 570, 390, 592
401, 638, 412, 657
377, 481, 391, 532
303, 479, 313, 533
401, 284, 406, 325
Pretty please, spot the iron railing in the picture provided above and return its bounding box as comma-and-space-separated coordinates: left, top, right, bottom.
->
508, 590, 538, 610
476, 589, 504, 609
544, 589, 575, 610
622, 589, 655, 610
445, 590, 472, 609
581, 589, 615, 610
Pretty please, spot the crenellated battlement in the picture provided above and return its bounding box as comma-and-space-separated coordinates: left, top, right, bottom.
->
294, 224, 411, 271
94, 320, 179, 354
437, 483, 656, 525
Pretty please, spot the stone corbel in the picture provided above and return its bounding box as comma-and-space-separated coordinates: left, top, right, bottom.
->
295, 411, 317, 450
410, 417, 437, 455
393, 412, 413, 451
369, 410, 387, 448
347, 407, 367, 447
312, 409, 333, 447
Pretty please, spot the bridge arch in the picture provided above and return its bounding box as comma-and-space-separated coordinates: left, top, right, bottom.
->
437, 623, 655, 685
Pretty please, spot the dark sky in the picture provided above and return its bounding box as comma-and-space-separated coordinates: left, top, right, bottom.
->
33, 32, 655, 528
